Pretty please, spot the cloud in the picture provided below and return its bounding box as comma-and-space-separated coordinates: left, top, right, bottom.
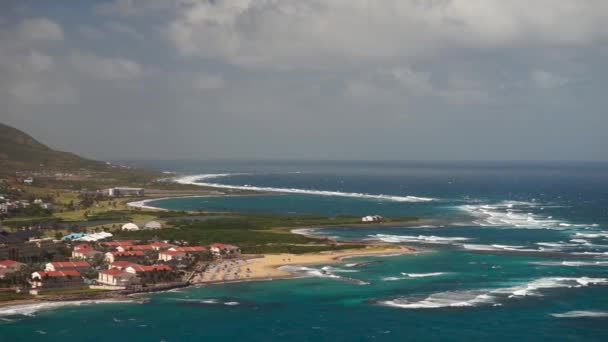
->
165, 0, 608, 70
79, 26, 107, 39
105, 22, 144, 40
531, 70, 571, 89
70, 52, 144, 80
14, 17, 64, 45
95, 0, 195, 16
192, 72, 226, 91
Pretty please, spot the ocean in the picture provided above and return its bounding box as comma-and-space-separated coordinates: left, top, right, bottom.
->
2, 161, 608, 341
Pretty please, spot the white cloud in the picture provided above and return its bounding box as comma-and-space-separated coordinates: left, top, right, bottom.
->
163, 0, 608, 70
192, 72, 226, 91
70, 52, 144, 80
105, 22, 144, 40
79, 26, 107, 39
15, 17, 64, 45
531, 70, 571, 89
95, 0, 196, 16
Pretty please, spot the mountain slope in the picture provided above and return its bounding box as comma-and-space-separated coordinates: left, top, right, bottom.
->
0, 123, 160, 183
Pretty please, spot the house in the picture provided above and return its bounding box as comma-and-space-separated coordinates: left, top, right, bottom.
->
121, 223, 139, 231
150, 241, 174, 251
97, 269, 137, 287
30, 270, 83, 289
0, 259, 25, 279
45, 261, 91, 272
108, 261, 138, 270
209, 243, 241, 258
125, 264, 171, 274
23, 178, 34, 185
104, 251, 146, 263
144, 221, 162, 230
71, 244, 103, 260
116, 244, 155, 252
158, 250, 186, 261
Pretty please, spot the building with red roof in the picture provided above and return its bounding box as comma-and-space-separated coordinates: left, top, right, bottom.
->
104, 250, 146, 263
45, 261, 91, 272
108, 261, 139, 270
125, 264, 171, 274
72, 244, 103, 260
97, 268, 137, 287
31, 270, 83, 289
100, 241, 134, 247
116, 244, 155, 252
158, 246, 206, 261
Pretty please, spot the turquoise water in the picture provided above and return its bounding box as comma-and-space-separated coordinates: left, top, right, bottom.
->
2, 161, 608, 341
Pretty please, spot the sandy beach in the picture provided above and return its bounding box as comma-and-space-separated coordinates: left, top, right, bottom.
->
190, 245, 417, 284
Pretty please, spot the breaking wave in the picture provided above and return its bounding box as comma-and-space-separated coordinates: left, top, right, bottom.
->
382, 272, 448, 281
279, 265, 369, 285
0, 300, 135, 317
175, 174, 435, 202
377, 277, 608, 309
458, 200, 589, 229
370, 234, 469, 244
551, 310, 608, 318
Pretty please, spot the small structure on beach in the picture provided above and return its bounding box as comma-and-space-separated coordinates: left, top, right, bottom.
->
361, 215, 384, 223
121, 223, 140, 231
144, 221, 162, 230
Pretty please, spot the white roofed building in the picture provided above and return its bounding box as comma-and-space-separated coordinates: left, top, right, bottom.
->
121, 223, 139, 231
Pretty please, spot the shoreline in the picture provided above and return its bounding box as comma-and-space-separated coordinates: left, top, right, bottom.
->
0, 245, 418, 314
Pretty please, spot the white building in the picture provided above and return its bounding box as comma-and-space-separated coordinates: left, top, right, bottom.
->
97, 269, 136, 286
121, 223, 140, 231
105, 187, 144, 197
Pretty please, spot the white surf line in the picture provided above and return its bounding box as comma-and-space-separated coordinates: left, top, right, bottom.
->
174, 174, 435, 202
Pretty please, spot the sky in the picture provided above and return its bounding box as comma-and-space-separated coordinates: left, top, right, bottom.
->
1, 0, 607, 161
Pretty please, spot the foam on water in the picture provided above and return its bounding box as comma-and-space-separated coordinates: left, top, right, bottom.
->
379, 277, 608, 309
279, 265, 369, 285
459, 200, 574, 229
0, 300, 134, 317
531, 261, 608, 267
551, 310, 608, 318
370, 234, 469, 244
175, 174, 435, 202
382, 272, 448, 281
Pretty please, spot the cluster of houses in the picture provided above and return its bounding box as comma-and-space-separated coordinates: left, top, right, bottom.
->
0, 195, 53, 217
0, 238, 242, 293
361, 215, 385, 223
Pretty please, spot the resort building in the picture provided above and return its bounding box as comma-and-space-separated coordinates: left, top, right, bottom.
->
108, 261, 138, 270
74, 232, 113, 242
150, 241, 175, 251
210, 243, 241, 258
125, 264, 171, 274
116, 244, 155, 252
71, 244, 103, 260
63, 233, 87, 240
45, 261, 91, 272
104, 187, 145, 197
104, 251, 146, 263
30, 270, 83, 290
97, 269, 137, 287
121, 223, 140, 231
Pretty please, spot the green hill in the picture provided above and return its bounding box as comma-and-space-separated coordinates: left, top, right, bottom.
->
0, 122, 161, 183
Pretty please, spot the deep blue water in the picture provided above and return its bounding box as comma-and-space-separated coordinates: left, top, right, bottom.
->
2, 161, 608, 341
